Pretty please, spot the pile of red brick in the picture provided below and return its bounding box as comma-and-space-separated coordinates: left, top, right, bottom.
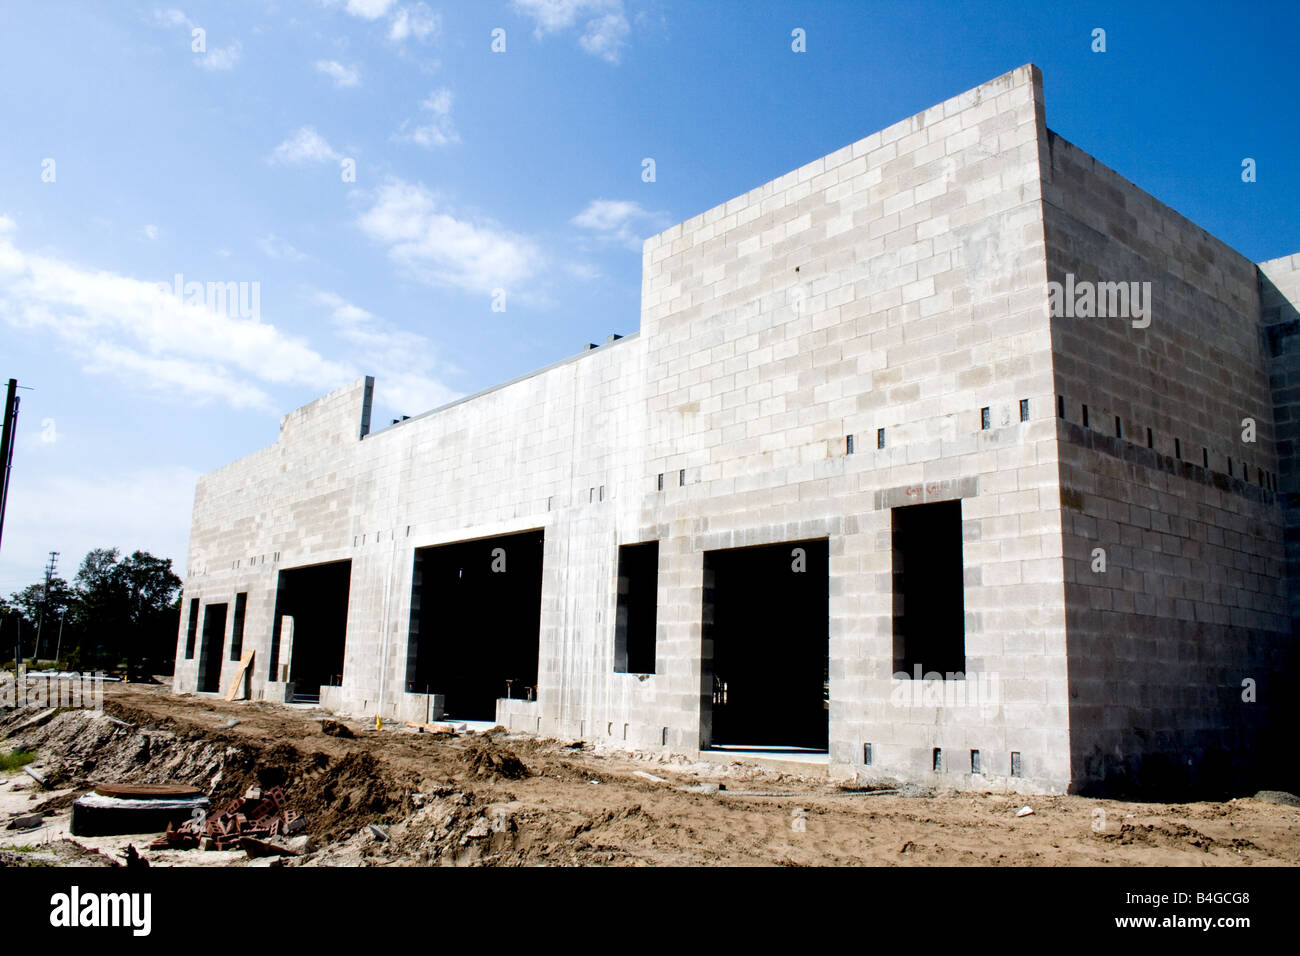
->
149, 786, 304, 851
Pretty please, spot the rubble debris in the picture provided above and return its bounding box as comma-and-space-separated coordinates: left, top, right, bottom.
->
1016, 806, 1035, 817
23, 766, 47, 788
1253, 791, 1300, 807
461, 817, 491, 842
633, 771, 667, 783
283, 834, 314, 855
12, 708, 59, 734
367, 824, 388, 841
320, 719, 354, 739
147, 785, 303, 851
7, 812, 44, 830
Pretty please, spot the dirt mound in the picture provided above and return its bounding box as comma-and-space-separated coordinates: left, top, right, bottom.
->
320, 720, 354, 739
1254, 790, 1300, 807
1100, 820, 1257, 855
460, 742, 529, 780
3, 704, 417, 845
10, 686, 1300, 868
0, 839, 120, 868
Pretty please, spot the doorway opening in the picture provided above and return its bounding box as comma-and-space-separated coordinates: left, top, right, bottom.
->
406, 529, 544, 721
702, 538, 828, 751
269, 560, 352, 701
197, 603, 227, 694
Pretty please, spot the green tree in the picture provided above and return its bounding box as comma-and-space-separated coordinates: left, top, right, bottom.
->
5, 548, 181, 677
118, 550, 182, 679
71, 548, 181, 679
73, 547, 128, 670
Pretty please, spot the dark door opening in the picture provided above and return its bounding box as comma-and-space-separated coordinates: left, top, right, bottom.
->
269, 560, 351, 700
197, 603, 227, 694
406, 529, 544, 721
703, 538, 829, 751
615, 541, 659, 674
892, 499, 965, 676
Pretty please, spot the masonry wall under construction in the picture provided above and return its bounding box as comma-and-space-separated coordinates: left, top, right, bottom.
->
172, 65, 1299, 796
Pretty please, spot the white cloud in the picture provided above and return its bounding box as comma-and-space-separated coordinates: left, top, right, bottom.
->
312, 290, 459, 415
143, 224, 159, 240
268, 126, 341, 165
397, 87, 459, 148
196, 40, 241, 71
257, 234, 307, 261
151, 9, 242, 70
321, 0, 439, 43
356, 179, 543, 294
512, 0, 629, 63
345, 0, 395, 19
315, 58, 360, 87
579, 12, 629, 62
152, 8, 189, 28
572, 198, 666, 250
0, 218, 353, 411
390, 4, 439, 42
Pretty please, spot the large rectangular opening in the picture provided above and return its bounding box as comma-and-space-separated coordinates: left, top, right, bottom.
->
269, 560, 351, 700
184, 597, 199, 659
614, 541, 658, 674
229, 592, 247, 661
196, 603, 227, 693
892, 499, 965, 675
406, 529, 544, 721
701, 538, 828, 751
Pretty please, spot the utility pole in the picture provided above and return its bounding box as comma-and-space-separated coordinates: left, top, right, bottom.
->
35, 551, 58, 662
0, 378, 19, 557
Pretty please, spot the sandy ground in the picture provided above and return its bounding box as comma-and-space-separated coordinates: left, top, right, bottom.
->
1, 681, 1298, 867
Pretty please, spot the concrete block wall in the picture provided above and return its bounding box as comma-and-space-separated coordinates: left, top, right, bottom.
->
173, 63, 1295, 796
1042, 133, 1289, 793
173, 377, 377, 699
1259, 253, 1300, 632
636, 64, 1070, 792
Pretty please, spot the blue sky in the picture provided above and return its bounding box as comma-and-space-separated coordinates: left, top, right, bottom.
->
0, 0, 1296, 592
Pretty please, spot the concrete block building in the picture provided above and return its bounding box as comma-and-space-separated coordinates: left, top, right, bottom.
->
173, 65, 1298, 796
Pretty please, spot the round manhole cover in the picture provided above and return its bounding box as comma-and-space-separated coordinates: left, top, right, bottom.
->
92, 783, 205, 800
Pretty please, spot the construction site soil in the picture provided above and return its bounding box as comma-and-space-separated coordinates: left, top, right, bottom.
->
2, 682, 1297, 867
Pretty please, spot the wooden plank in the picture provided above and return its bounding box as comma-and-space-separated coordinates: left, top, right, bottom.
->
225, 649, 255, 701
404, 720, 458, 734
